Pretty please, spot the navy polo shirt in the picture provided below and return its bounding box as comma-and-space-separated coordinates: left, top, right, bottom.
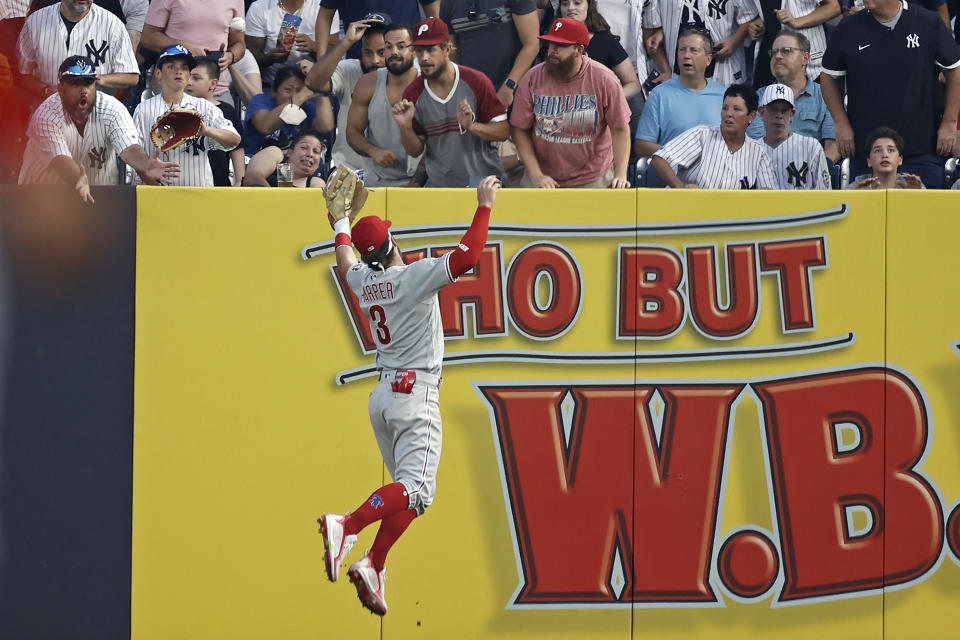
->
822, 2, 960, 159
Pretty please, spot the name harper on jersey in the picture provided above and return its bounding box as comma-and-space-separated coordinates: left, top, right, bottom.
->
361, 281, 395, 303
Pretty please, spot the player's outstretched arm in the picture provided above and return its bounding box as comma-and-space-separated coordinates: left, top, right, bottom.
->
448, 176, 500, 278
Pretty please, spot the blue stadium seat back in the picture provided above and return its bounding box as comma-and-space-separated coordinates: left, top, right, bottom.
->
634, 156, 667, 188
827, 158, 841, 190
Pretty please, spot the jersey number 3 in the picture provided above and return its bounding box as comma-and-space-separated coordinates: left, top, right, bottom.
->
370, 305, 392, 344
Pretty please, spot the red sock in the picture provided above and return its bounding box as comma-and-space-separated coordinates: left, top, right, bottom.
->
370, 508, 417, 571
342, 482, 409, 536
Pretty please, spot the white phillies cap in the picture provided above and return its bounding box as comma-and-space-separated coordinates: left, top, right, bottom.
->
760, 83, 795, 107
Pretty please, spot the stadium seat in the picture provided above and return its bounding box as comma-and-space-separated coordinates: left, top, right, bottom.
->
943, 157, 958, 188
634, 156, 667, 188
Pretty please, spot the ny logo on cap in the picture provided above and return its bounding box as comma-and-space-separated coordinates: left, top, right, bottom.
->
776, 85, 786, 96
418, 23, 429, 36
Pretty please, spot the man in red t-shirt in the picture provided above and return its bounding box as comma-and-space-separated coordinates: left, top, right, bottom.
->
510, 17, 631, 189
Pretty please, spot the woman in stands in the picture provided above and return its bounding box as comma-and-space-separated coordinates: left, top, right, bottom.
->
243, 129, 327, 188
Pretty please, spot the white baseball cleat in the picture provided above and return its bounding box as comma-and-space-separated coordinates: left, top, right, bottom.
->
347, 553, 387, 616
318, 513, 357, 582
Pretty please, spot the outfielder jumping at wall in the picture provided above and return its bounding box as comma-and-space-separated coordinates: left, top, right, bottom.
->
319, 167, 500, 616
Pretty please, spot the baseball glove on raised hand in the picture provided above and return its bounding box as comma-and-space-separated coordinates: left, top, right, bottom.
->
150, 107, 204, 153
324, 165, 369, 228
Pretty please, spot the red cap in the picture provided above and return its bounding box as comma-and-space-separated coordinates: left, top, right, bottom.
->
539, 18, 590, 46
352, 216, 393, 256
412, 17, 450, 46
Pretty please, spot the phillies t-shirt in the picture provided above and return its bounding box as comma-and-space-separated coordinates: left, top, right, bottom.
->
510, 55, 630, 186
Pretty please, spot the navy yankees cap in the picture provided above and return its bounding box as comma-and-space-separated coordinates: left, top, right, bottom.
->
58, 55, 97, 82
157, 44, 196, 69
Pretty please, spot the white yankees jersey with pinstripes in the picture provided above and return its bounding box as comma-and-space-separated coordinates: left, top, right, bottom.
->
19, 91, 140, 186
0, 0, 30, 20
647, 0, 758, 86
655, 124, 778, 188
133, 94, 238, 187
781, 0, 828, 79
17, 4, 139, 86
764, 132, 831, 189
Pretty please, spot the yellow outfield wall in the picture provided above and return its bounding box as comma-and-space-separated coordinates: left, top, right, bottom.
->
132, 186, 960, 639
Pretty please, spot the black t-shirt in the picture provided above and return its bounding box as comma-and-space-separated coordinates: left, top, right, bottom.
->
441, 0, 537, 87
585, 30, 628, 71
208, 101, 244, 187
822, 4, 960, 158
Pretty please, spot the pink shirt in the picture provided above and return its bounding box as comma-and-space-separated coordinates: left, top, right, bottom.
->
145, 0, 244, 94
511, 55, 630, 187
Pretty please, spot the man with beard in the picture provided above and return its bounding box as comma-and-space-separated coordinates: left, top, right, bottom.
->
134, 46, 240, 186
346, 23, 422, 187
510, 17, 631, 188
392, 17, 508, 187
17, 0, 139, 100
19, 56, 180, 201
651, 83, 777, 188
305, 17, 388, 170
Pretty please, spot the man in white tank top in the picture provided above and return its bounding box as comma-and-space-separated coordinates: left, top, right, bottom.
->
346, 22, 423, 187
319, 175, 500, 616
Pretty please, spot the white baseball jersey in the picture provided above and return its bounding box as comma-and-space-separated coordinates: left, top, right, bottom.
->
133, 93, 238, 186
626, 0, 654, 86
780, 0, 828, 79
17, 4, 139, 86
19, 91, 141, 186
647, 0, 758, 86
0, 0, 30, 20
245, 0, 321, 84
346, 254, 455, 376
764, 132, 831, 189
654, 124, 778, 188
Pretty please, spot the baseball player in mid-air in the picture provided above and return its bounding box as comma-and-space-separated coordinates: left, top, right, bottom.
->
134, 45, 240, 186
319, 171, 501, 616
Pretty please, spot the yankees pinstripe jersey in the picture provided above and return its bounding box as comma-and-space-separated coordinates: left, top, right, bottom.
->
19, 91, 140, 186
764, 132, 831, 189
17, 4, 139, 86
780, 0, 828, 79
654, 124, 778, 188
647, 0, 758, 86
133, 93, 238, 187
345, 254, 454, 376
0, 0, 30, 20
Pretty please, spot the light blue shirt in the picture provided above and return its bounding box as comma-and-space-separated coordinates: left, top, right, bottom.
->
748, 81, 836, 142
635, 77, 726, 145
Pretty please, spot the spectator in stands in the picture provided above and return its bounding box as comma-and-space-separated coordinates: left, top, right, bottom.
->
19, 55, 179, 198
758, 83, 831, 189
305, 18, 388, 170
316, 0, 438, 58
244, 64, 333, 155
244, 128, 327, 187
747, 30, 838, 162
847, 126, 925, 188
392, 18, 509, 187
634, 28, 725, 157
821, 0, 960, 187
557, 0, 642, 100
17, 0, 140, 100
748, 0, 840, 84
440, 0, 540, 108
652, 83, 778, 188
644, 0, 758, 86
511, 17, 631, 188
245, 0, 322, 86
186, 56, 247, 186
346, 22, 422, 187
141, 0, 246, 103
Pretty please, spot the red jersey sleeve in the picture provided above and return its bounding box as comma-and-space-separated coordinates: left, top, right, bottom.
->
459, 65, 507, 124
402, 77, 427, 136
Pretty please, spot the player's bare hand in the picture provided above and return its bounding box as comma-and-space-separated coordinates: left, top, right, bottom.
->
855, 176, 880, 189
392, 99, 416, 128
457, 99, 476, 133
936, 121, 956, 157
476, 175, 501, 207
712, 37, 737, 60
747, 16, 764, 40
897, 173, 924, 189
530, 173, 558, 189
345, 19, 376, 44
75, 165, 94, 204
644, 29, 663, 55
370, 147, 399, 168
294, 33, 317, 53
608, 177, 631, 189
834, 121, 855, 158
